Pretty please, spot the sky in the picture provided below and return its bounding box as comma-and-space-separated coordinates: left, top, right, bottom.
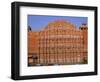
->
28, 15, 88, 31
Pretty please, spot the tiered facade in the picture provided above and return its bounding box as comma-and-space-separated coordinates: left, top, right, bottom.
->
28, 20, 88, 66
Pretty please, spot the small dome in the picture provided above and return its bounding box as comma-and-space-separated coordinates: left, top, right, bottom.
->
28, 26, 32, 31
79, 24, 88, 30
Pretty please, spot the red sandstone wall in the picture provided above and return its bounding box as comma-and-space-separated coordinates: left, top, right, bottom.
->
28, 20, 88, 66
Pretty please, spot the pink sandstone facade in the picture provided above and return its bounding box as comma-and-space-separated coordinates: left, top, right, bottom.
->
28, 20, 88, 66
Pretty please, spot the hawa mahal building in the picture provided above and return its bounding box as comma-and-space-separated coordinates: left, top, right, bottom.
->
28, 20, 88, 66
